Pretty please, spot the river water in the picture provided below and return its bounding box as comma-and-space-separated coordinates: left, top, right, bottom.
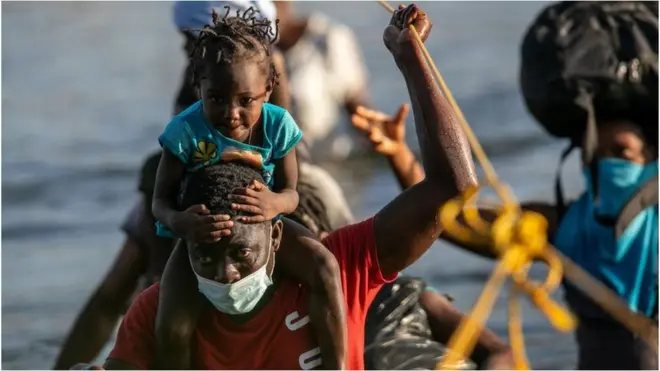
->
2, 2, 587, 369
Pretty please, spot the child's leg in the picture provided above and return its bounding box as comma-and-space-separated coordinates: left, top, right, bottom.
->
154, 239, 203, 369
279, 218, 347, 369
308, 290, 347, 370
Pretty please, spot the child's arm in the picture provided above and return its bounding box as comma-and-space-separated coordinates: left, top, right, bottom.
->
278, 218, 348, 370
152, 148, 187, 231
272, 149, 300, 213
230, 107, 302, 221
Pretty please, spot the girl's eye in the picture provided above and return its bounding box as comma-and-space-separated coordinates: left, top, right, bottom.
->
209, 96, 224, 104
199, 256, 212, 264
240, 97, 254, 106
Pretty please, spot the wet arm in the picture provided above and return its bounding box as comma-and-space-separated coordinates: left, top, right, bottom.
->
272, 149, 300, 215
376, 125, 558, 259
54, 238, 146, 370
384, 143, 425, 191
374, 39, 478, 276
152, 149, 186, 232
419, 290, 513, 369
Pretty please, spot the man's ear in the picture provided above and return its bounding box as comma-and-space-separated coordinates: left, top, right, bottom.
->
271, 219, 283, 252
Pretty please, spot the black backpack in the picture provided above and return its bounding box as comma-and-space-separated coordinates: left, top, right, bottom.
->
364, 277, 474, 370
520, 1, 658, 143
520, 1, 659, 235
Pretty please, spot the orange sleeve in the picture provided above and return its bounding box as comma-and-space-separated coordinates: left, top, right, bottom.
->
107, 284, 159, 369
322, 217, 398, 314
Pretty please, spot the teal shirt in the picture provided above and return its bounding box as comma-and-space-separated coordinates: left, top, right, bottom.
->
554, 193, 658, 317
156, 100, 303, 237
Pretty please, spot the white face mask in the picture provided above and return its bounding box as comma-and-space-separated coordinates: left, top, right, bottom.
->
192, 234, 274, 315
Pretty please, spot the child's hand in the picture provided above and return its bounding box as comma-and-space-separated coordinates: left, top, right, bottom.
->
230, 180, 282, 223
173, 204, 233, 243
351, 104, 410, 156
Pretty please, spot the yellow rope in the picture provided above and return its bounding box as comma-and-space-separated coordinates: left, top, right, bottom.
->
376, 2, 658, 369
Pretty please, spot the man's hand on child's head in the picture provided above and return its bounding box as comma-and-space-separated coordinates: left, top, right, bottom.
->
173, 204, 233, 243
229, 180, 282, 223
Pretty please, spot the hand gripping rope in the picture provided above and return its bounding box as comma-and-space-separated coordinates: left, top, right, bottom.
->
376, 2, 659, 369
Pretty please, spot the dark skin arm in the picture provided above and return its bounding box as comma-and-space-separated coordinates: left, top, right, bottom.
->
374, 5, 478, 277
271, 150, 300, 215
351, 77, 559, 260
419, 290, 514, 369
55, 237, 146, 370
152, 149, 187, 233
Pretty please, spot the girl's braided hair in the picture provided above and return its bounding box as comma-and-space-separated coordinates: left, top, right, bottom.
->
289, 180, 333, 237
189, 6, 280, 88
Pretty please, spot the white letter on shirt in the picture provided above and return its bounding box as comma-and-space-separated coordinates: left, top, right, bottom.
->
286, 311, 310, 331
299, 347, 322, 370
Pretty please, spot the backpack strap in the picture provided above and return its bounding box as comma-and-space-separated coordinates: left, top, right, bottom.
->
554, 141, 578, 224
615, 175, 659, 239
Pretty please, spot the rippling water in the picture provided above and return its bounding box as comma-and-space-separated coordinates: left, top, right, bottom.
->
3, 2, 587, 369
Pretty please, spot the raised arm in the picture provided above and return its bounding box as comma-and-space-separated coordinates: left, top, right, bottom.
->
374, 4, 477, 276
352, 103, 560, 259
352, 37, 558, 262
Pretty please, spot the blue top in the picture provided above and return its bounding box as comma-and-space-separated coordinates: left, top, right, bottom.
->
157, 100, 302, 237
554, 193, 658, 318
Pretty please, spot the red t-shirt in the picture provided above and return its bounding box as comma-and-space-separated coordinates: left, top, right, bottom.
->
108, 217, 396, 369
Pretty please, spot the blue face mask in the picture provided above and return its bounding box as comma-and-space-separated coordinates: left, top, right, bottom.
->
583, 158, 658, 219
